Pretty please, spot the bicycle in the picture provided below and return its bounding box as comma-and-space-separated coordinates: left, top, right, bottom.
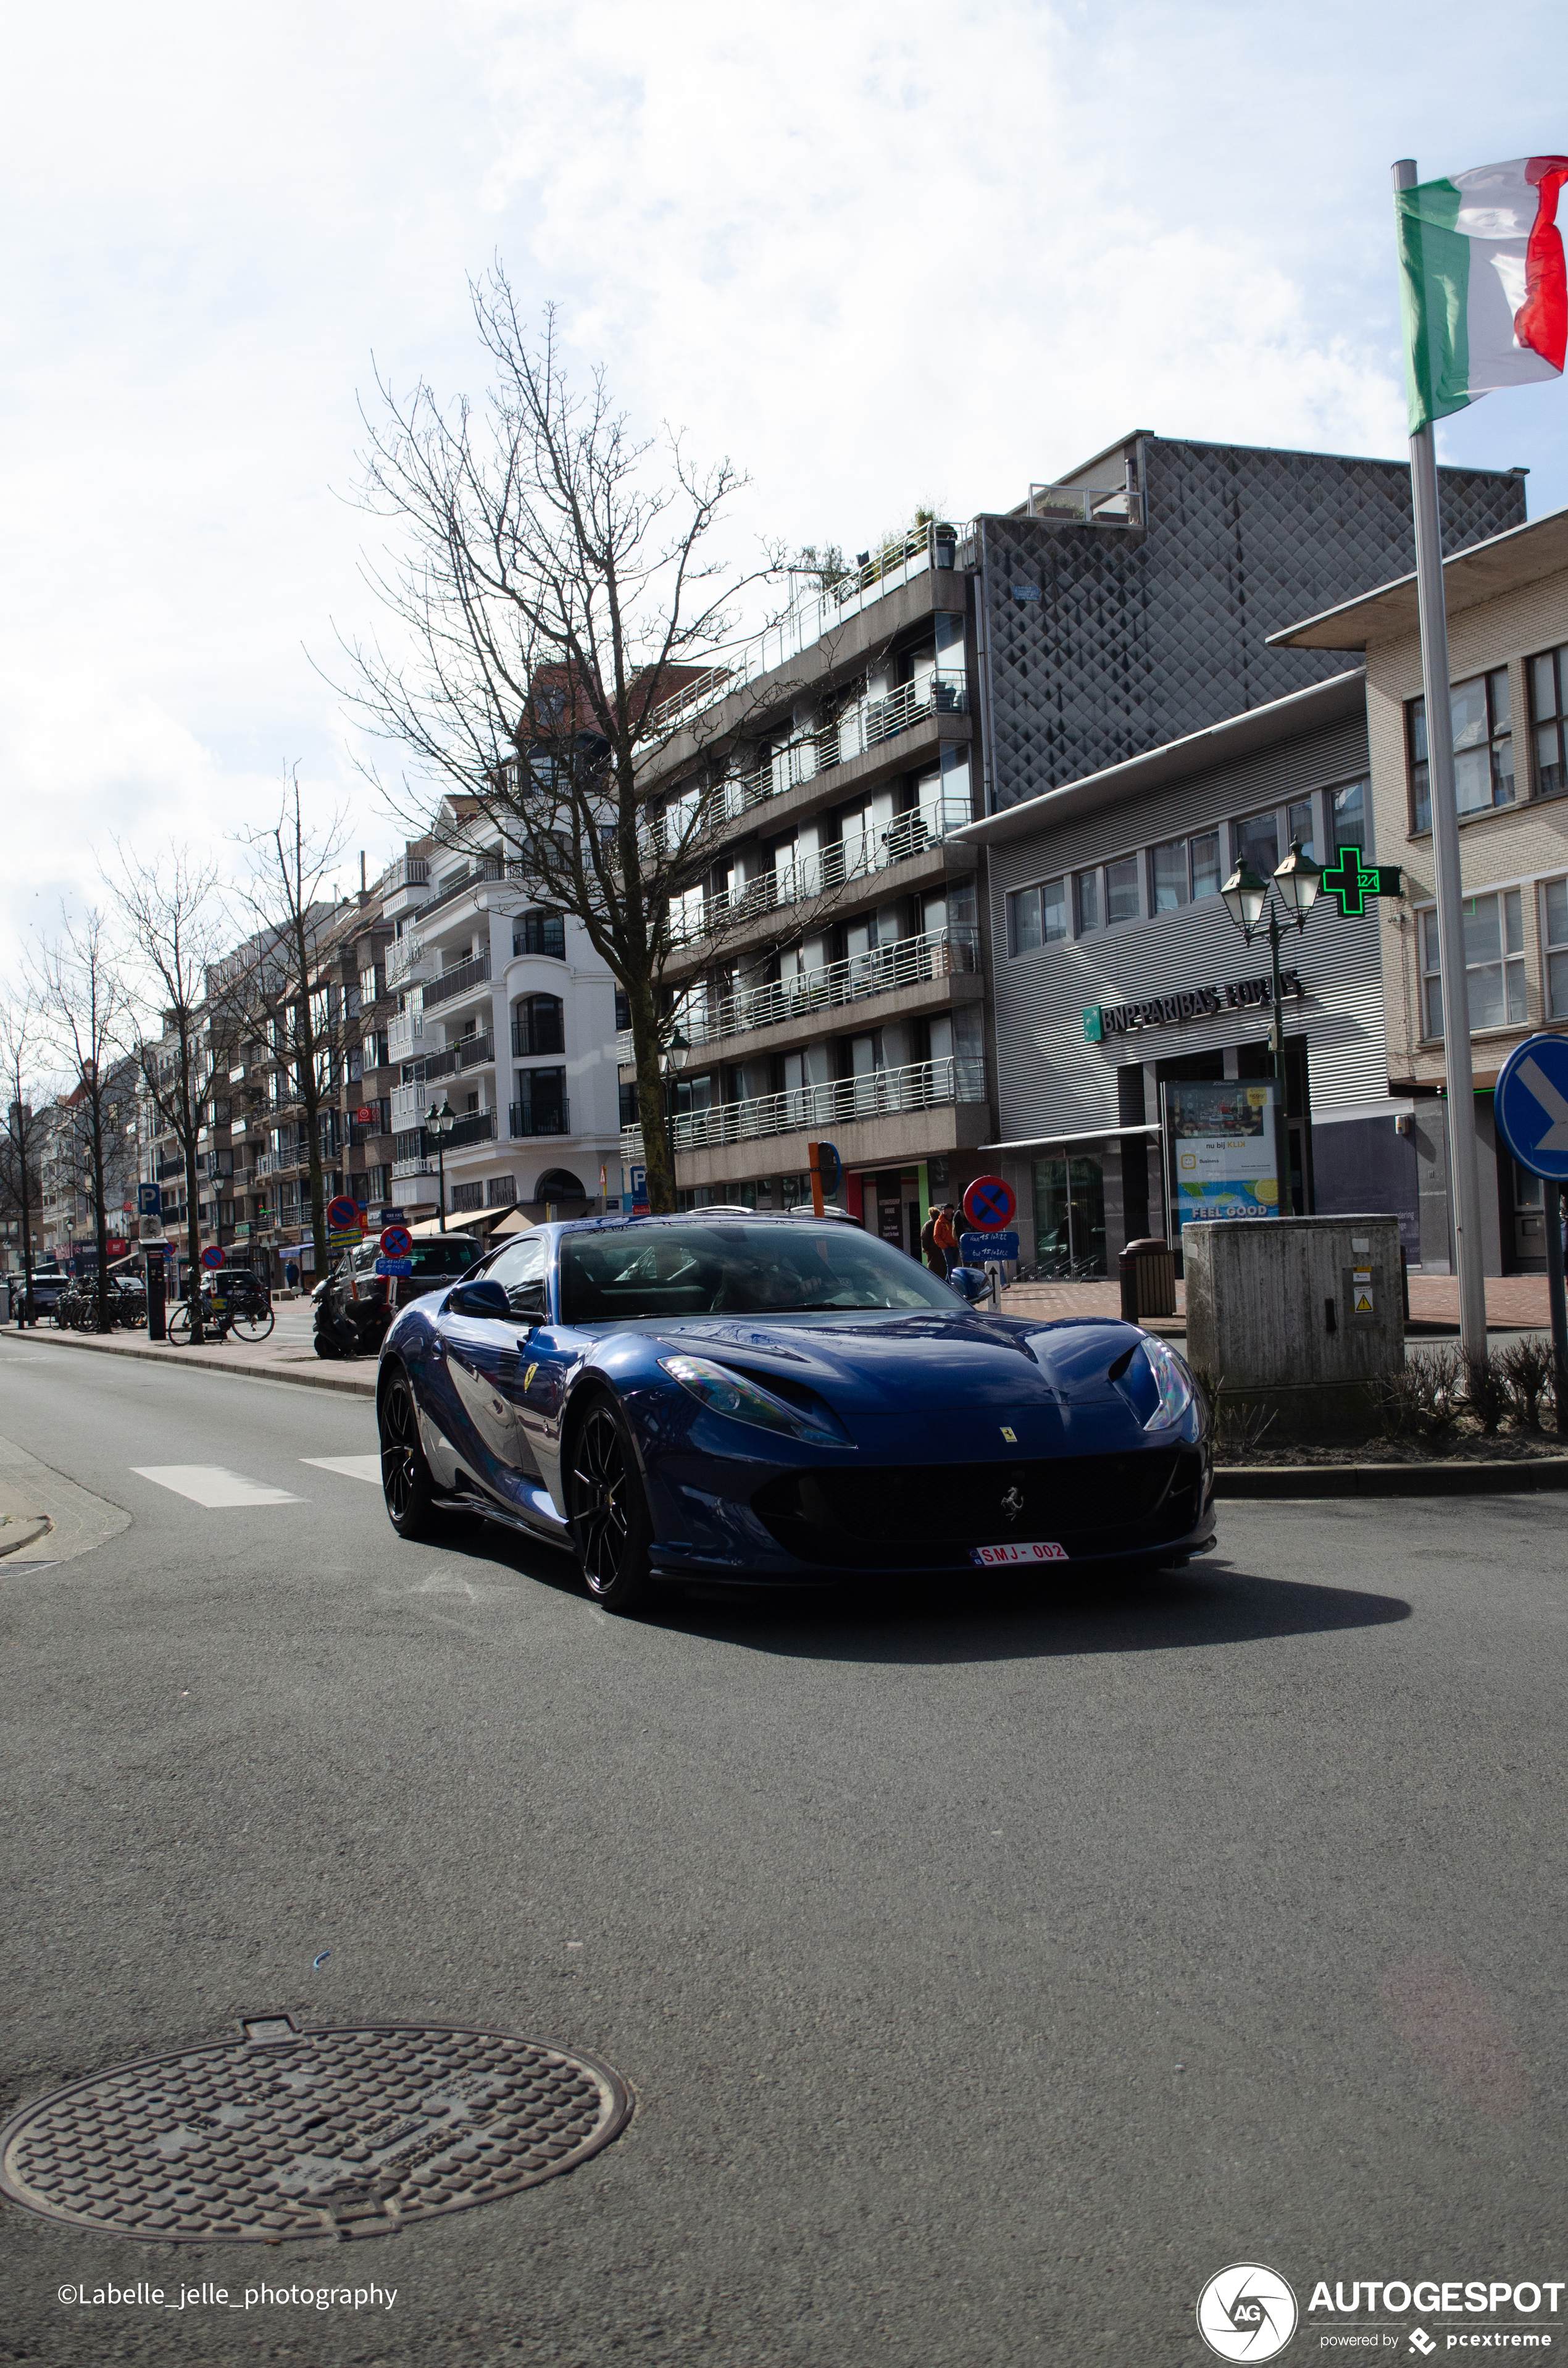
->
167, 1280, 275, 1346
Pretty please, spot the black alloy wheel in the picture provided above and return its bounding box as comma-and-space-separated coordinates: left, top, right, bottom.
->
568, 1396, 653, 1614
380, 1367, 439, 1539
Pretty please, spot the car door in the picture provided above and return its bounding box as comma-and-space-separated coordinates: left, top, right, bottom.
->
507, 1237, 583, 1516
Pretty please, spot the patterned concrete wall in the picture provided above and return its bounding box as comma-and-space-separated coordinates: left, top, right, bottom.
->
978, 439, 1525, 811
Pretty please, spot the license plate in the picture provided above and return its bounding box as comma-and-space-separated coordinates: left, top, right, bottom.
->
970, 1541, 1069, 1567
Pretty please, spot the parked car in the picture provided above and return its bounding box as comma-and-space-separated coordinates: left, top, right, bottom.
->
315, 1234, 482, 1359
20, 1267, 70, 1319
373, 1213, 1215, 1613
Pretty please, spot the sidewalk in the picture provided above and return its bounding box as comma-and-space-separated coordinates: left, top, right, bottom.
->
7, 1303, 377, 1398
1000, 1273, 1555, 1331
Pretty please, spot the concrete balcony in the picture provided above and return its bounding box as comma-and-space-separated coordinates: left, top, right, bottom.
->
669, 797, 975, 956
623, 1053, 985, 1162
386, 935, 436, 990
621, 927, 980, 1066
424, 1032, 496, 1081
423, 952, 493, 1012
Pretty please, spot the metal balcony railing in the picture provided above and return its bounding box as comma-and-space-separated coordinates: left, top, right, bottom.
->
617, 926, 978, 1060
385, 936, 432, 989
423, 952, 492, 1010
449, 1108, 498, 1149
510, 1100, 572, 1139
424, 1032, 496, 1080
649, 522, 959, 737
668, 795, 972, 947
620, 1053, 985, 1161
649, 675, 969, 868
511, 1015, 565, 1058
378, 855, 429, 898
1026, 479, 1140, 526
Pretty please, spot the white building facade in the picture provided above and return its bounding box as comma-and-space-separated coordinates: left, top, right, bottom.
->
382, 811, 623, 1223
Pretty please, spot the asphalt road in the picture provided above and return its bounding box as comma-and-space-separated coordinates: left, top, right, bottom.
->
2, 1337, 1567, 2367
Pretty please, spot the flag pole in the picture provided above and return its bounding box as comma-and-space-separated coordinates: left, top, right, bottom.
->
1393, 156, 1489, 1366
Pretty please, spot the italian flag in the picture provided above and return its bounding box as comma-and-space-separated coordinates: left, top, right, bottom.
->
1396, 156, 1568, 432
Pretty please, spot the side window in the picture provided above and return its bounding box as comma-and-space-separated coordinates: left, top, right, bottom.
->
488, 1231, 548, 1315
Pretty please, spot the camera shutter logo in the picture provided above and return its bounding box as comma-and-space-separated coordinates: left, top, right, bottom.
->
1196, 2264, 1298, 2362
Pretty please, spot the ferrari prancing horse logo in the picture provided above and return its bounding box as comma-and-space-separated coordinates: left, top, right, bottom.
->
1001, 1486, 1024, 1521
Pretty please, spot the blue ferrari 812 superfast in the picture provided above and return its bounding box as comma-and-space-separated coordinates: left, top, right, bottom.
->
374, 1213, 1214, 1611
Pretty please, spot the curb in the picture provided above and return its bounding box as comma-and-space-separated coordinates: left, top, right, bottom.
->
0, 1514, 52, 1558
7, 1329, 377, 1400
1216, 1458, 1568, 1498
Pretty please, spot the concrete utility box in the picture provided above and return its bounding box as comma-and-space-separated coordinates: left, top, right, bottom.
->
1183, 1215, 1404, 1430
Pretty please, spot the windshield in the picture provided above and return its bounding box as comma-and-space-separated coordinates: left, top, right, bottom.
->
408, 1239, 480, 1276
559, 1223, 961, 1323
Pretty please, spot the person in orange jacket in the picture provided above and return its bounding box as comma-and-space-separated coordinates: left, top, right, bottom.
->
932, 1203, 960, 1276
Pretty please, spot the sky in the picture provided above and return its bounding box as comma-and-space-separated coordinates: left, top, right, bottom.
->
4, 0, 1567, 983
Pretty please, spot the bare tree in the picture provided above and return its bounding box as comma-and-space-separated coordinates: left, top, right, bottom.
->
329, 269, 809, 1213
211, 771, 360, 1282
0, 992, 47, 1321
111, 849, 224, 1344
35, 908, 134, 1331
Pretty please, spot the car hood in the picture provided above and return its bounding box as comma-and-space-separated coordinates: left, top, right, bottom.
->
649, 1310, 1145, 1413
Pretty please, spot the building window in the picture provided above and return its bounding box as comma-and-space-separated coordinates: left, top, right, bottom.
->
1190, 831, 1222, 899
1530, 645, 1568, 799
1074, 869, 1101, 934
1543, 879, 1568, 1017
1149, 839, 1189, 912
1409, 669, 1513, 833
513, 909, 565, 960
1006, 876, 1066, 955
1329, 778, 1369, 853
1234, 808, 1280, 878
1104, 855, 1140, 926
1420, 890, 1525, 1039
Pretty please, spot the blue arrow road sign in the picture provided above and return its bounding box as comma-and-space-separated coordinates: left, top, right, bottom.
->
1495, 1033, 1568, 1182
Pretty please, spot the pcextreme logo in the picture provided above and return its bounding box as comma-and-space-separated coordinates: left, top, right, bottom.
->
1197, 2264, 1299, 2361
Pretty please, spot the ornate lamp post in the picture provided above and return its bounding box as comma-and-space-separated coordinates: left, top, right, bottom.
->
661, 1026, 689, 1209
425, 1096, 456, 1232
1220, 839, 1324, 1214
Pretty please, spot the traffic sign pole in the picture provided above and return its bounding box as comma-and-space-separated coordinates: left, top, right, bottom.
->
1548, 1183, 1568, 1436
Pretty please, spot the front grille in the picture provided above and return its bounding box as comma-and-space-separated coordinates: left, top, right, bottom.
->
753, 1449, 1205, 1568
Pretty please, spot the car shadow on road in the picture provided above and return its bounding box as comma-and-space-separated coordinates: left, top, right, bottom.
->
655, 1558, 1412, 1664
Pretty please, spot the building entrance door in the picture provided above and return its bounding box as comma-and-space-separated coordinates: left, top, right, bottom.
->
1033, 1155, 1106, 1276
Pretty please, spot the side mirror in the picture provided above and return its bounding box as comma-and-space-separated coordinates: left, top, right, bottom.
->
947, 1265, 990, 1304
447, 1278, 510, 1320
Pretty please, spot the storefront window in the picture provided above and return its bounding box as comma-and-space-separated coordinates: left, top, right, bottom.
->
1543, 878, 1568, 1017
1420, 890, 1525, 1037
1033, 1155, 1106, 1275
1409, 670, 1513, 832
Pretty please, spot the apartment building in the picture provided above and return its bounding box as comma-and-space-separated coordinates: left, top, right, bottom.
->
382, 801, 623, 1226
1274, 504, 1568, 1274
623, 435, 1524, 1241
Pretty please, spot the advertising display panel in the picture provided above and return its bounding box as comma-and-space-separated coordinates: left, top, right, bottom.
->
1162, 1080, 1280, 1231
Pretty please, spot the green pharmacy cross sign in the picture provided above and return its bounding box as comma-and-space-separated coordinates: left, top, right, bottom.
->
1318, 844, 1402, 918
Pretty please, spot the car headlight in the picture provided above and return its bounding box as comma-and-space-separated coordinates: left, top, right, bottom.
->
659, 1353, 843, 1444
1138, 1337, 1196, 1430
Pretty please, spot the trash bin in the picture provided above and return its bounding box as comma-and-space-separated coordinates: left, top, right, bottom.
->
1119, 1236, 1176, 1323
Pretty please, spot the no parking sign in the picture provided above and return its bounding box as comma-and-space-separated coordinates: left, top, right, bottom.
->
962, 1175, 1015, 1232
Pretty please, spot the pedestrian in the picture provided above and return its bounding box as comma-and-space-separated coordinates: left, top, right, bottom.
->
919, 1205, 945, 1275
933, 1202, 960, 1276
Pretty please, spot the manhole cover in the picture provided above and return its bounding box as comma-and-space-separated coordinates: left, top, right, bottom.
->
0, 2015, 631, 2243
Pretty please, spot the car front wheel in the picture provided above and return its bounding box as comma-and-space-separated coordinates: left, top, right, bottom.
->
567, 1394, 653, 1614
380, 1366, 440, 1539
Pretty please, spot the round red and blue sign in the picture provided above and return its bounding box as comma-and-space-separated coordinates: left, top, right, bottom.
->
380, 1223, 413, 1260
325, 1194, 359, 1234
962, 1174, 1016, 1232
200, 1244, 225, 1271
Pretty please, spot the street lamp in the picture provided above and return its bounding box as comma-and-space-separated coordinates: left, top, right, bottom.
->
425, 1096, 456, 1232
1219, 837, 1325, 1213
661, 1026, 689, 1207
